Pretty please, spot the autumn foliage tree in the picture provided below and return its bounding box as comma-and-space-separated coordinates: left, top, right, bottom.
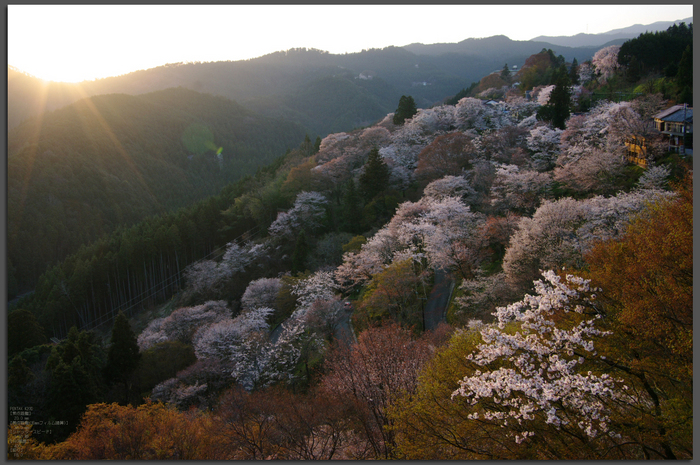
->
321, 324, 437, 458
415, 132, 475, 181
44, 401, 227, 459
583, 174, 692, 459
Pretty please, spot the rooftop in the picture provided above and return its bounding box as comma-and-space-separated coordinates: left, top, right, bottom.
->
654, 105, 693, 123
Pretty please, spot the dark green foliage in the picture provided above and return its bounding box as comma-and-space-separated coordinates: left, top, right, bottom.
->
362, 192, 402, 232
8, 259, 19, 300
676, 44, 693, 90
625, 55, 643, 83
569, 58, 579, 85
105, 312, 141, 401
536, 65, 572, 129
313, 136, 322, 153
134, 341, 197, 395
359, 147, 390, 202
500, 63, 511, 80
44, 327, 106, 441
8, 356, 34, 387
444, 82, 479, 105
342, 235, 367, 254
18, 137, 321, 341
274, 273, 309, 328
393, 95, 418, 125
677, 86, 692, 106
7, 87, 306, 293
341, 179, 363, 234
617, 22, 693, 75
517, 48, 564, 90
8, 308, 47, 356
291, 230, 309, 274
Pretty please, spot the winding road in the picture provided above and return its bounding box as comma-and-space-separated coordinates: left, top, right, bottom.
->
423, 269, 455, 331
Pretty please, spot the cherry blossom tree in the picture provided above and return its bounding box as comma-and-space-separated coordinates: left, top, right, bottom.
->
553, 148, 626, 194
636, 164, 671, 190
502, 189, 674, 290
183, 260, 227, 299
182, 242, 267, 301
454, 98, 513, 131
137, 300, 230, 350
263, 320, 324, 387
592, 45, 621, 82
268, 191, 328, 239
454, 271, 520, 324
526, 125, 562, 171
577, 61, 594, 84
452, 271, 630, 453
490, 164, 553, 213
409, 196, 487, 277
317, 132, 350, 160
536, 85, 555, 105
558, 101, 628, 159
241, 277, 282, 311
423, 175, 478, 205
336, 194, 486, 289
476, 125, 530, 164
359, 126, 392, 148
192, 307, 273, 361
290, 270, 338, 320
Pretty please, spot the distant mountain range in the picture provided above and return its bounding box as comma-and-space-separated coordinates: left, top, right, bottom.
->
7, 17, 692, 137
530, 17, 692, 47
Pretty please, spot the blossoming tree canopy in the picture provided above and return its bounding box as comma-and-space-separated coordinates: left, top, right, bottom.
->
452, 271, 628, 445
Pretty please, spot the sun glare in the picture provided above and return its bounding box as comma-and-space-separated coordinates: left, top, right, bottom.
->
8, 4, 694, 83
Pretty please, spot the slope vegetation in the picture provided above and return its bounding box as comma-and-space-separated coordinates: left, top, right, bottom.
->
8, 87, 306, 290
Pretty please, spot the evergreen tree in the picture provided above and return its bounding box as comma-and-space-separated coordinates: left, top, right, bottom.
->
301, 134, 313, 155
105, 311, 141, 403
569, 58, 580, 85
676, 44, 693, 90
313, 136, 322, 154
8, 309, 47, 357
45, 327, 105, 441
291, 230, 309, 275
501, 63, 511, 80
359, 147, 390, 202
393, 95, 418, 125
537, 65, 571, 130
341, 179, 363, 234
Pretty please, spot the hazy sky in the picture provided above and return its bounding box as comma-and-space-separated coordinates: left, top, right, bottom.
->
8, 4, 693, 83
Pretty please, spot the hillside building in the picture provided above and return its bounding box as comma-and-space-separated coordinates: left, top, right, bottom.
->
653, 104, 693, 155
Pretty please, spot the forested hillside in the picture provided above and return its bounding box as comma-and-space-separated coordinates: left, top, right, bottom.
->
8, 23, 692, 460
10, 36, 620, 135
8, 87, 307, 292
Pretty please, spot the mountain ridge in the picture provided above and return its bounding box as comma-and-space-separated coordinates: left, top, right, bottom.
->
529, 16, 692, 47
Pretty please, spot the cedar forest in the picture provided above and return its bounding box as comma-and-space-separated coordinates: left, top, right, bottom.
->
7, 22, 693, 459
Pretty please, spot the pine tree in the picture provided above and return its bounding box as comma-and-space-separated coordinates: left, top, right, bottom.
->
393, 95, 418, 125
569, 58, 580, 84
537, 65, 571, 130
501, 63, 511, 80
291, 230, 309, 275
676, 44, 692, 103
342, 179, 363, 234
359, 147, 390, 202
105, 311, 141, 403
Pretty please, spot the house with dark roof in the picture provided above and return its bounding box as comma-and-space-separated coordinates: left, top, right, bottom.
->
653, 105, 693, 155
